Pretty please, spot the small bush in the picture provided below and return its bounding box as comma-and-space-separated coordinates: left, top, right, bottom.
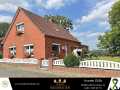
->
85, 52, 99, 60
64, 53, 80, 67
0, 52, 3, 59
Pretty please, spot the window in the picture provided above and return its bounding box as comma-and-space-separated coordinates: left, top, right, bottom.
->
9, 46, 16, 57
16, 23, 24, 31
51, 43, 60, 57
24, 44, 34, 55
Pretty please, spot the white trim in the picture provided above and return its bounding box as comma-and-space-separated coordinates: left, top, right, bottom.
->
24, 44, 34, 55
52, 43, 60, 53
24, 44, 34, 46
16, 22, 24, 31
52, 43, 60, 45
9, 46, 16, 48
16, 22, 24, 26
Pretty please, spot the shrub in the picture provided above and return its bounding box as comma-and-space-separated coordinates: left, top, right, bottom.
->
0, 52, 3, 59
63, 53, 80, 67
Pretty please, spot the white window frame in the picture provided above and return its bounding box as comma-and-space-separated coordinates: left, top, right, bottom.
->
24, 44, 34, 55
52, 43, 60, 53
16, 22, 24, 31
9, 46, 16, 56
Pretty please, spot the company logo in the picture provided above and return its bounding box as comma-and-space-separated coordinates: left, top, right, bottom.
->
53, 79, 66, 84
109, 78, 120, 90
50, 78, 70, 89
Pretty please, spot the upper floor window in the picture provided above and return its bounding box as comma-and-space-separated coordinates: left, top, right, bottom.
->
9, 46, 16, 58
16, 22, 24, 31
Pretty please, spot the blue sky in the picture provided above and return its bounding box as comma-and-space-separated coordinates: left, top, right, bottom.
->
0, 0, 117, 50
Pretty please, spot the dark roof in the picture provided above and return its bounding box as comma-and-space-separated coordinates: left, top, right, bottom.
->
20, 8, 79, 42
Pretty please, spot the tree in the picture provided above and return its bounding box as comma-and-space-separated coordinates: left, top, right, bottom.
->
44, 15, 73, 31
0, 23, 9, 37
98, 0, 120, 56
109, 0, 120, 28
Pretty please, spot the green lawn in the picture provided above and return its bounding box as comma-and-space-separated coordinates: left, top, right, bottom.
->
97, 56, 120, 62
88, 56, 120, 62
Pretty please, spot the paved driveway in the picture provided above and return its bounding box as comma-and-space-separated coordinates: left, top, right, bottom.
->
0, 63, 103, 77
0, 63, 60, 77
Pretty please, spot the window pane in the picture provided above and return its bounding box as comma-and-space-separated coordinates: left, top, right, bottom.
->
9, 46, 16, 57
52, 45, 59, 51
25, 46, 29, 49
17, 23, 24, 31
10, 48, 13, 51
24, 45, 34, 54
30, 45, 33, 49
52, 44, 59, 57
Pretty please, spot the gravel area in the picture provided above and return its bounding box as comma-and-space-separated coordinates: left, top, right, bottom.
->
0, 63, 106, 77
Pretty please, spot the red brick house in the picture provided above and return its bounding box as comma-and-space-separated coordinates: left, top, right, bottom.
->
0, 37, 4, 53
3, 7, 87, 59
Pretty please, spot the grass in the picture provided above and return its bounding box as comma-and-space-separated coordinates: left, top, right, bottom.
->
98, 56, 120, 62
87, 56, 120, 62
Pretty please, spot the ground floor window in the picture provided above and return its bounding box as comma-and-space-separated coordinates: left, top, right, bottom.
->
51, 43, 60, 57
9, 46, 16, 58
24, 44, 34, 57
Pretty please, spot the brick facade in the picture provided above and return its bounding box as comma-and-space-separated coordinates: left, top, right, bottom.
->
3, 9, 45, 59
45, 36, 81, 59
3, 7, 83, 60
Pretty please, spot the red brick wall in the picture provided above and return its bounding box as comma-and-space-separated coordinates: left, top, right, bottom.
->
3, 9, 45, 59
45, 36, 81, 59
49, 66, 120, 77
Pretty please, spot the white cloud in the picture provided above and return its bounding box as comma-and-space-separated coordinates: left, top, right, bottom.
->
0, 15, 12, 22
0, 0, 77, 22
80, 0, 117, 23
0, 3, 17, 13
71, 31, 105, 50
74, 0, 118, 30
0, 0, 30, 13
36, 0, 77, 9
81, 31, 104, 37
45, 0, 64, 9
0, 0, 30, 22
87, 32, 105, 37
72, 31, 104, 38
99, 21, 108, 26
